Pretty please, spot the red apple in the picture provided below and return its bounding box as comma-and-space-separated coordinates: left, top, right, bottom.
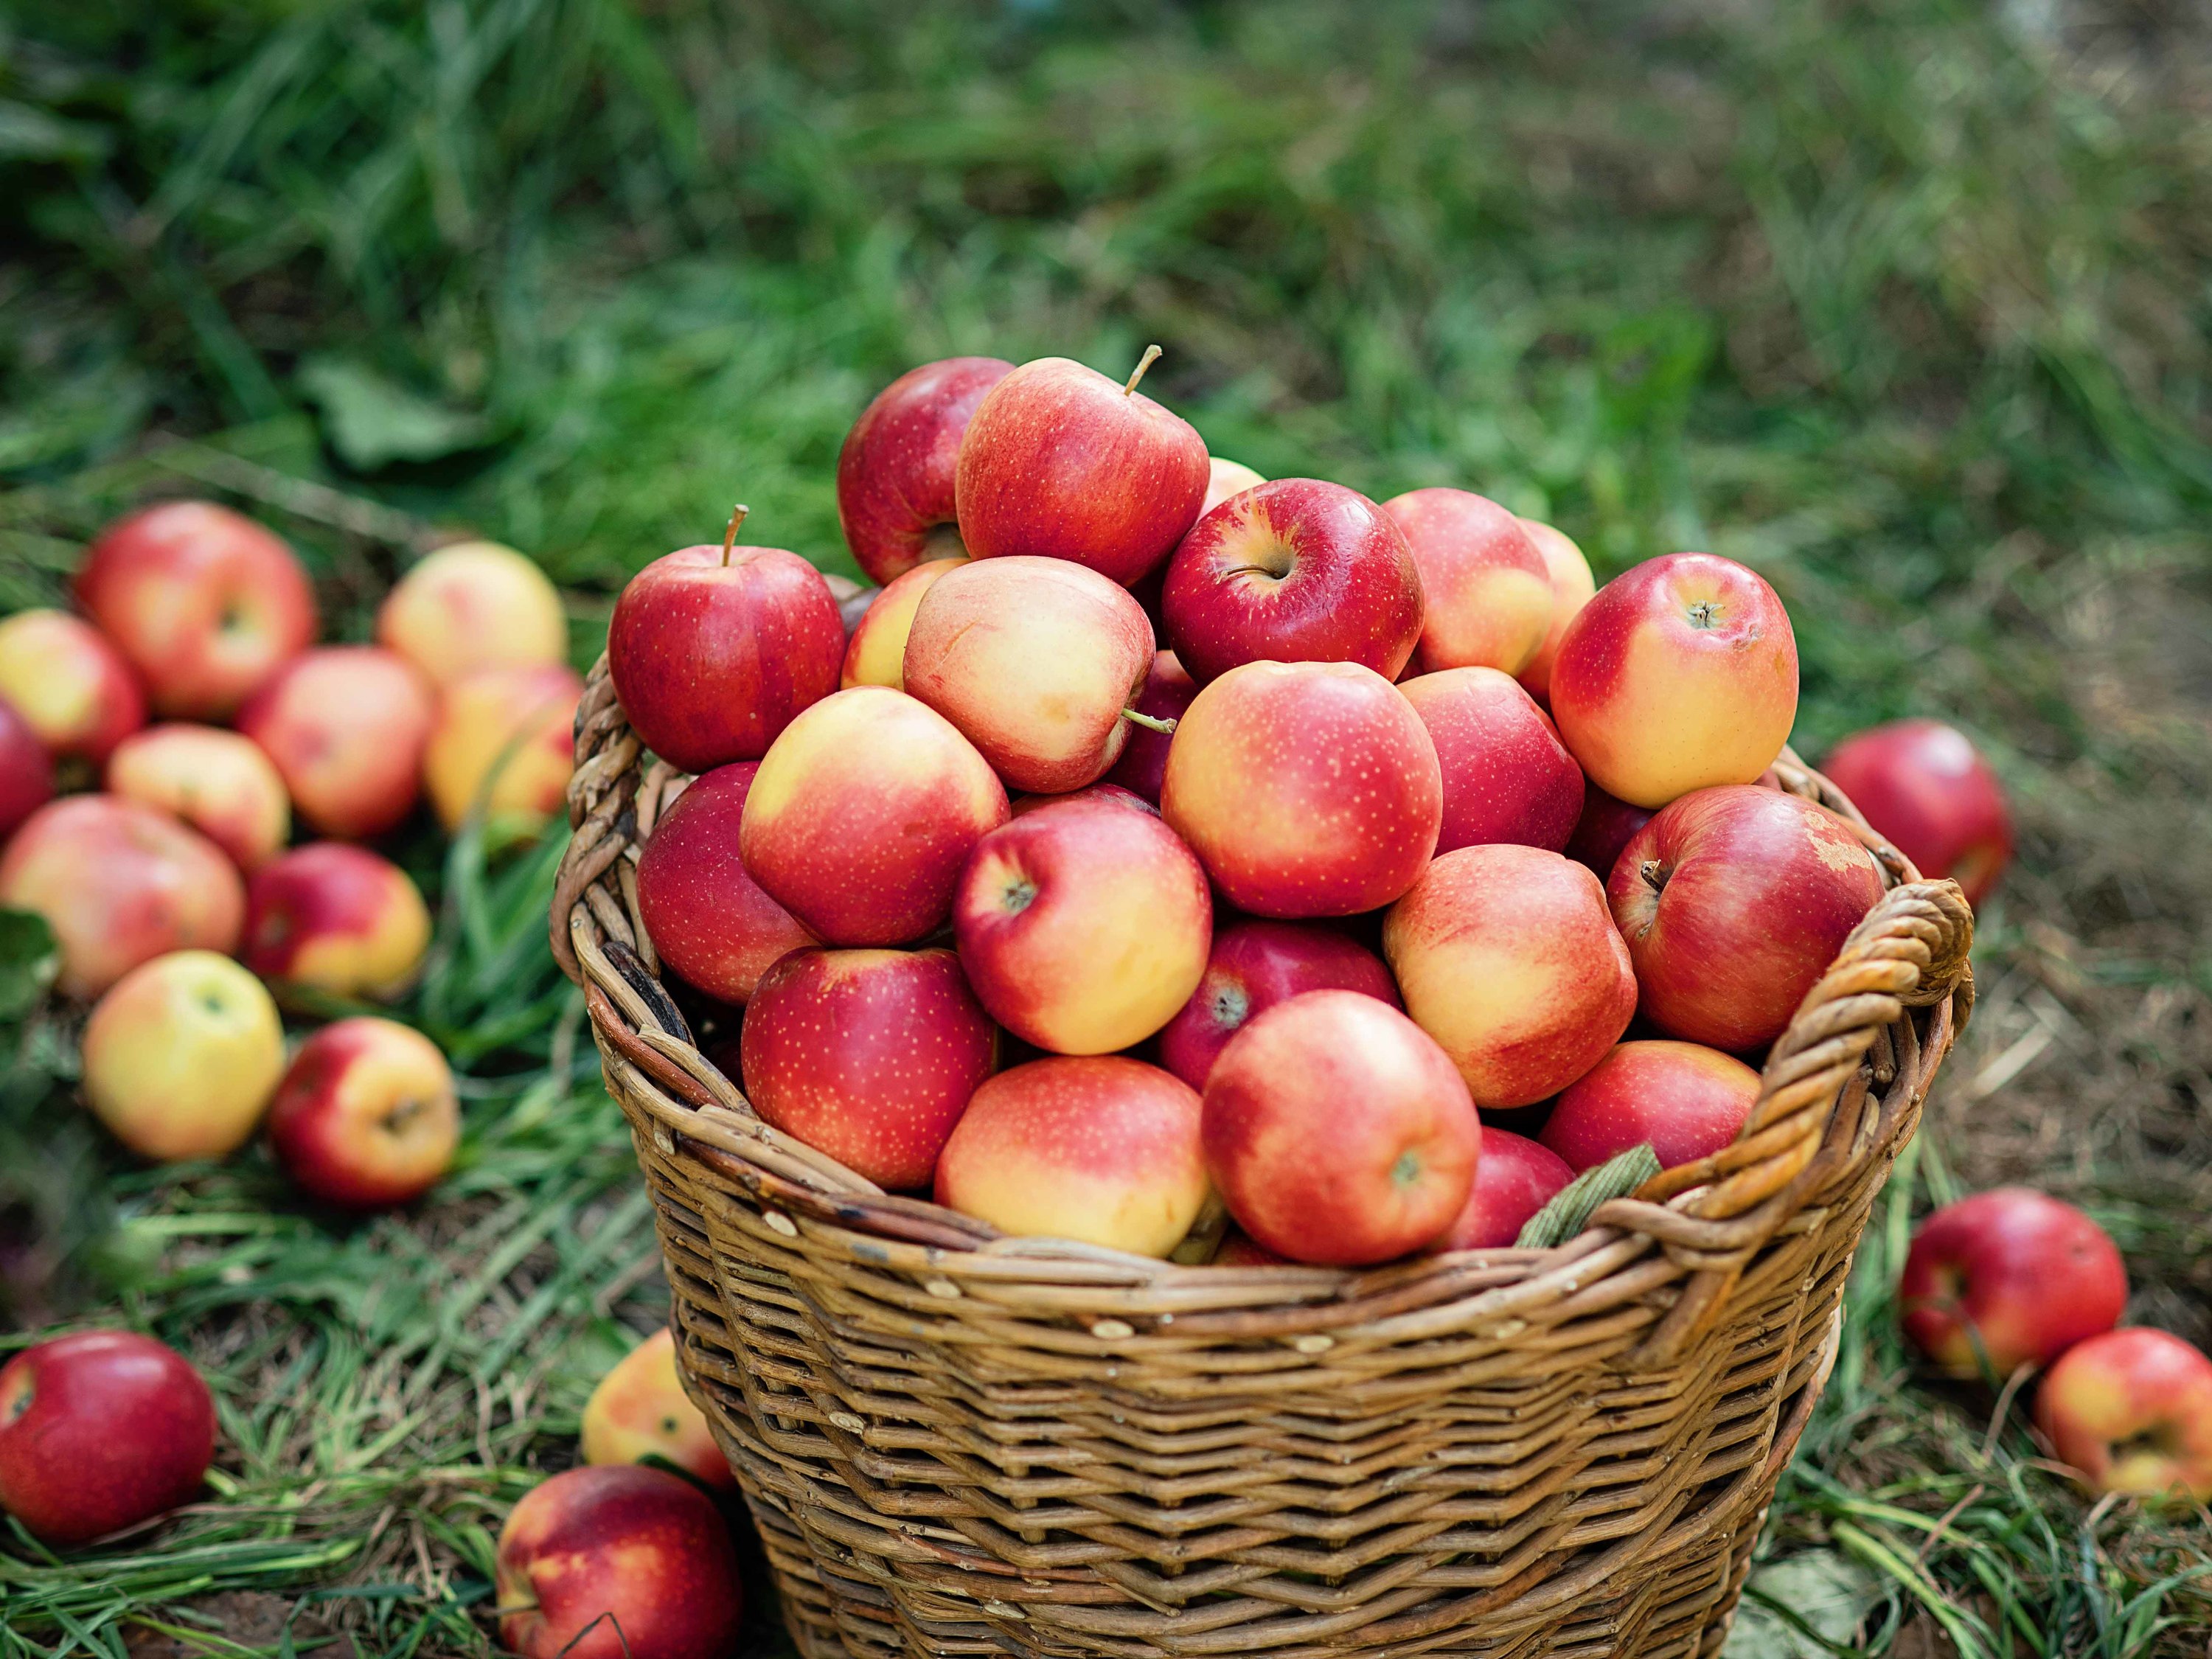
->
1549, 552, 1798, 809
1380, 489, 1554, 676
377, 540, 568, 689
1608, 785, 1887, 1052
636, 762, 816, 1005
1202, 456, 1266, 512
495, 1465, 742, 1659
1819, 720, 2013, 907
1102, 650, 1197, 805
605, 535, 844, 773
2034, 1329, 2212, 1503
1565, 785, 1653, 883
422, 663, 583, 835
1514, 518, 1596, 703
953, 352, 1211, 587
76, 501, 317, 718
0, 796, 243, 998
840, 555, 964, 690
1202, 988, 1478, 1266
903, 554, 1155, 793
243, 843, 432, 1001
837, 356, 1014, 582
1161, 659, 1442, 917
1900, 1188, 2127, 1378
0, 696, 55, 841
1161, 478, 1424, 684
237, 646, 434, 838
0, 609, 145, 764
82, 950, 285, 1161
0, 1331, 215, 1546
106, 723, 291, 869
953, 795, 1211, 1056
1424, 1127, 1574, 1251
1399, 667, 1584, 854
740, 946, 996, 1189
580, 1327, 734, 1491
1008, 782, 1158, 818
1383, 844, 1637, 1108
265, 1017, 459, 1209
1214, 1231, 1289, 1267
739, 686, 1009, 946
1540, 1040, 1761, 1172
1156, 918, 1400, 1091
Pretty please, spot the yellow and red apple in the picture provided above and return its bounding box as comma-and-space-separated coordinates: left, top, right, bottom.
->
1382, 488, 1554, 676
1514, 517, 1596, 703
243, 843, 431, 1001
376, 540, 568, 689
106, 723, 290, 869
2034, 1329, 2212, 1503
839, 556, 964, 690
0, 698, 55, 841
80, 950, 284, 1161
0, 609, 145, 764
238, 647, 435, 838
422, 663, 582, 834
265, 1017, 459, 1209
636, 762, 815, 1005
580, 1327, 734, 1490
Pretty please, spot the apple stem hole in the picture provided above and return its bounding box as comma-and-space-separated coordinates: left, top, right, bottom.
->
1124, 344, 1163, 396
1638, 859, 1671, 896
721, 502, 750, 566
1121, 708, 1178, 735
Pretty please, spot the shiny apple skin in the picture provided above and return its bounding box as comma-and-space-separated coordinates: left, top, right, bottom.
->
837, 356, 1013, 583
2034, 1329, 2212, 1503
1380, 488, 1554, 676
580, 1327, 734, 1491
1540, 1040, 1761, 1172
0, 697, 56, 841
1899, 1188, 2128, 1378
1514, 518, 1598, 703
1399, 666, 1584, 855
1102, 650, 1197, 805
1819, 720, 2013, 906
1565, 784, 1654, 884
1156, 918, 1400, 1091
1424, 1127, 1574, 1251
0, 609, 146, 764
636, 762, 815, 1005
237, 646, 435, 839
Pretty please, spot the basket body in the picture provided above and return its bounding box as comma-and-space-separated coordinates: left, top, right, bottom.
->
555, 661, 1973, 1659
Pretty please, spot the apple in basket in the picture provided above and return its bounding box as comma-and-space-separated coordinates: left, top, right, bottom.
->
1513, 517, 1596, 703
1398, 666, 1584, 855
1425, 1128, 1575, 1253
1381, 488, 1554, 677
1157, 918, 1399, 1091
1899, 1188, 2126, 1378
837, 355, 1012, 583
1102, 648, 1197, 804
636, 762, 816, 1006
839, 556, 964, 691
1540, 1040, 1762, 1173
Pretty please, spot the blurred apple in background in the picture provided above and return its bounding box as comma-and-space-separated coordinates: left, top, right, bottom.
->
1161, 479, 1423, 684
739, 946, 996, 1190
2034, 1329, 2212, 1503
1564, 785, 1652, 883
1900, 1188, 2127, 1378
1164, 660, 1441, 917
1819, 719, 2013, 907
1203, 989, 1478, 1266
376, 540, 568, 688
0, 609, 145, 764
1424, 1128, 1573, 1251
1540, 1040, 1761, 1172
81, 950, 284, 1161
1609, 785, 1886, 1052
903, 555, 1154, 793
422, 663, 582, 834
243, 843, 431, 1001
495, 1464, 742, 1659
1513, 518, 1596, 703
1385, 844, 1637, 1109
740, 686, 1008, 946
1102, 650, 1197, 805
238, 647, 434, 838
1381, 489, 1553, 676
1201, 456, 1265, 512
0, 796, 243, 998
1157, 918, 1399, 1091
605, 532, 844, 773
1550, 552, 1798, 809
1399, 667, 1583, 854
580, 1327, 734, 1490
840, 556, 964, 689
935, 1057, 1208, 1257
636, 762, 815, 1006
76, 501, 316, 718
106, 724, 290, 869
266, 1017, 459, 1209
837, 355, 1012, 583
0, 698, 55, 841
0, 1331, 215, 1546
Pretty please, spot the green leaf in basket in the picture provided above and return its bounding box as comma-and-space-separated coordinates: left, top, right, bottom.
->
1514, 1142, 1661, 1249
0, 907, 59, 1021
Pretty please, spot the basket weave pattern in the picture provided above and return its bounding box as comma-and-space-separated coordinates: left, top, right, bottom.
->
552, 655, 1975, 1659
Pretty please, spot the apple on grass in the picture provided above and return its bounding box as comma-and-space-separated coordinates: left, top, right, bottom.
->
934, 1057, 1209, 1258
1514, 518, 1597, 703
1540, 1040, 1761, 1172
1565, 785, 1653, 883
106, 723, 290, 869
1899, 1188, 2128, 1378
1549, 552, 1798, 809
1609, 785, 1887, 1053
1203, 989, 1478, 1266
1202, 456, 1266, 512
1425, 1128, 1574, 1252
495, 1464, 743, 1659
841, 556, 965, 690
739, 946, 997, 1190
1157, 917, 1399, 1091
81, 950, 284, 1161
0, 609, 145, 765
740, 686, 1009, 946
76, 501, 317, 718
636, 762, 816, 1005
422, 663, 583, 834
0, 698, 55, 841
955, 795, 1211, 1057
376, 540, 568, 689
0, 796, 243, 999
0, 1331, 215, 1546
238, 647, 435, 839
837, 357, 1013, 582
1162, 659, 1442, 918
1819, 720, 2013, 906
581, 1327, 734, 1491
953, 350, 1211, 588
2034, 1329, 2212, 1503
1161, 478, 1423, 684
1381, 489, 1554, 676
266, 1017, 459, 1209
1102, 650, 1196, 805
243, 843, 433, 1001
1399, 667, 1584, 854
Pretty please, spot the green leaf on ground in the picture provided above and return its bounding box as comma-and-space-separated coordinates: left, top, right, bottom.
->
297, 357, 493, 470
1725, 1550, 1882, 1657
0, 908, 60, 1020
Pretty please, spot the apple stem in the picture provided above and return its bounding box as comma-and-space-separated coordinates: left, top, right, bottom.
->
1121, 707, 1178, 735
721, 503, 750, 566
1639, 859, 1670, 894
1124, 344, 1163, 396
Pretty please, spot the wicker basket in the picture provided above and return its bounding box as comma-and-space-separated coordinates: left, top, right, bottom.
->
552, 654, 1974, 1659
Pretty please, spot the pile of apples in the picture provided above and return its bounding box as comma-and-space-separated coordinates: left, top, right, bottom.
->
0, 504, 582, 1208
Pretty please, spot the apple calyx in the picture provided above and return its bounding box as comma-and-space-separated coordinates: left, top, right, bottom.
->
1124, 345, 1164, 396
720, 503, 751, 567
1121, 708, 1178, 735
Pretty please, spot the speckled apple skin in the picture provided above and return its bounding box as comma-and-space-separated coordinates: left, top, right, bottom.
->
1514, 518, 1596, 703
954, 796, 1211, 1057
1608, 785, 1886, 1051
837, 356, 1012, 584
580, 1327, 734, 1490
495, 1464, 742, 1659
1202, 989, 1478, 1267
1381, 489, 1554, 677
237, 646, 434, 838
1400, 666, 1584, 855
1901, 1188, 2128, 1377
1156, 918, 1399, 1091
1565, 784, 1653, 885
1425, 1127, 1573, 1251
0, 609, 145, 763
935, 1057, 1208, 1258
739, 686, 1009, 946
841, 557, 965, 690
0, 1330, 215, 1545
636, 762, 815, 1005
108, 724, 290, 870
2034, 1329, 2212, 1503
607, 543, 844, 773
0, 699, 53, 842
243, 843, 431, 1000
265, 1016, 458, 1209
1103, 649, 1197, 804
1540, 1040, 1761, 1173
1161, 479, 1423, 684
903, 555, 1155, 793
1162, 659, 1442, 919
740, 946, 996, 1190
1820, 719, 2013, 905
954, 356, 1211, 588
1385, 844, 1638, 1110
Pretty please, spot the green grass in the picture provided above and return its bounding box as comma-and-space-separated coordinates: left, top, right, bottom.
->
4, 1, 2211, 1653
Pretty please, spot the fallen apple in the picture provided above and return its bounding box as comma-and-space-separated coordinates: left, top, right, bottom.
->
81, 950, 285, 1161
377, 540, 568, 689
0, 608, 145, 764
237, 646, 435, 839
1819, 719, 2012, 907
266, 1017, 460, 1209
1899, 1187, 2128, 1378
580, 1326, 734, 1491
106, 723, 291, 870
243, 843, 433, 1001
2034, 1328, 2212, 1503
